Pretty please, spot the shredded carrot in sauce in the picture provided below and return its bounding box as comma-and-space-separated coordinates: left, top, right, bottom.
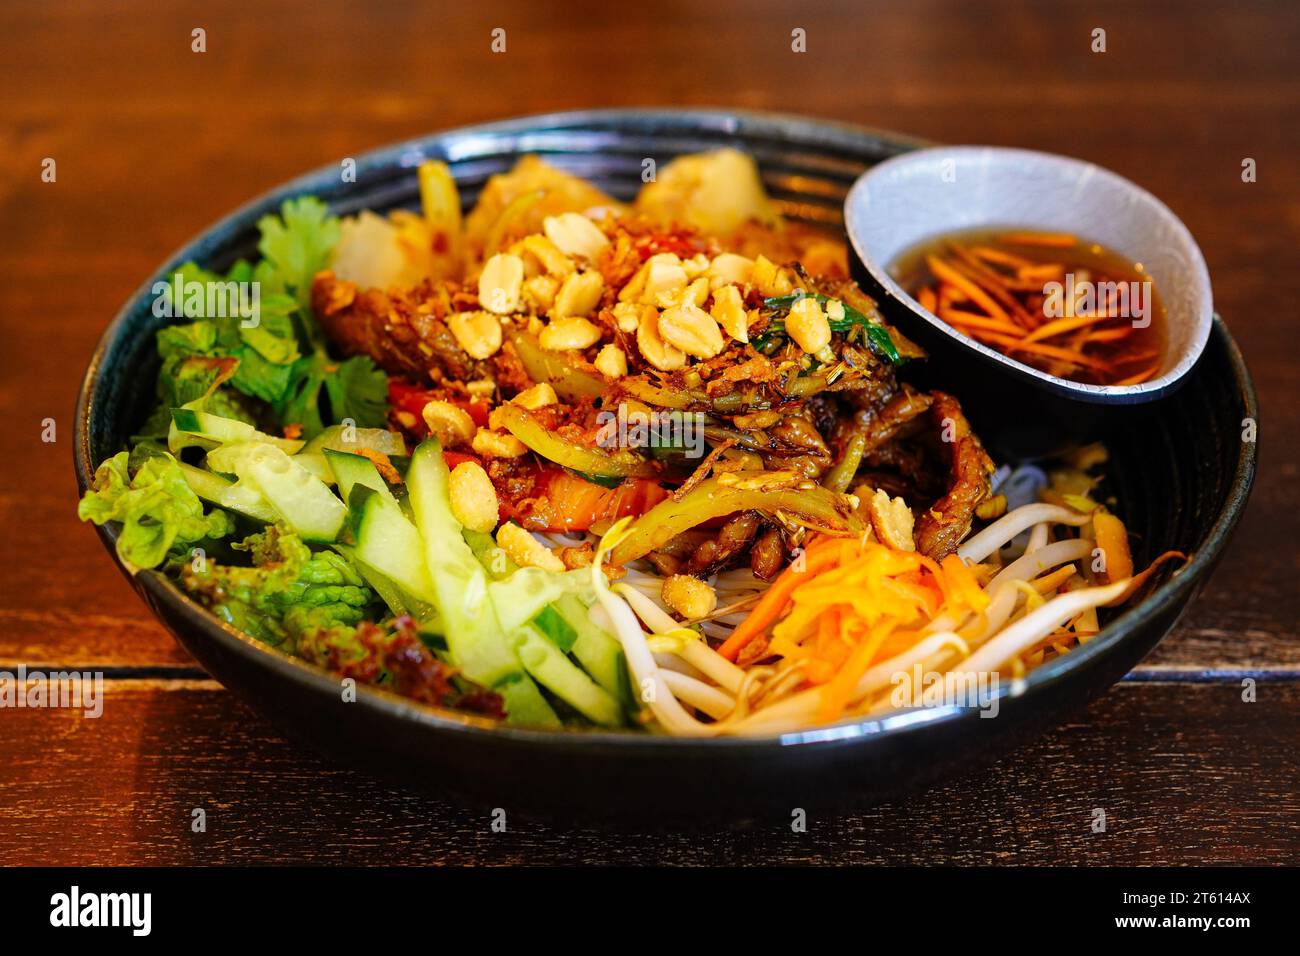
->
900, 229, 1167, 385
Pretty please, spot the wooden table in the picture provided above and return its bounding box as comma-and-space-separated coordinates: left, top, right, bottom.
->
2, 0, 1296, 864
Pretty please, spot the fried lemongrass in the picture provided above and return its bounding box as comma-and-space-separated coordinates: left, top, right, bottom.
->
958, 503, 1092, 563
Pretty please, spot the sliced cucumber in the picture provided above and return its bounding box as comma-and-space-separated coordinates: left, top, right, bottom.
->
489, 566, 571, 633
177, 462, 278, 524
324, 448, 397, 506
332, 543, 440, 627
349, 487, 436, 605
207, 442, 345, 542
516, 628, 623, 726
464, 528, 514, 579
559, 594, 632, 706
297, 425, 405, 483
495, 674, 561, 729
406, 439, 527, 691
530, 605, 577, 653
170, 407, 304, 454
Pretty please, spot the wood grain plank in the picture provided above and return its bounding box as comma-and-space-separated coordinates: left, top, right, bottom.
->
0, 681, 1294, 865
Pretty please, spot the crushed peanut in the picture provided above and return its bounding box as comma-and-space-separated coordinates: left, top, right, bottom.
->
519, 235, 574, 277
868, 489, 916, 551
553, 269, 604, 318
472, 428, 529, 458
477, 253, 525, 315
448, 461, 500, 533
642, 253, 688, 305
681, 253, 712, 280
523, 275, 558, 312
662, 574, 717, 620
786, 296, 832, 354
658, 302, 725, 359
511, 381, 558, 409
497, 522, 566, 572
707, 252, 753, 289
612, 301, 642, 332
636, 308, 687, 371
539, 315, 602, 351
594, 343, 628, 379
421, 400, 477, 448
750, 255, 793, 297
710, 284, 749, 342
543, 212, 609, 261
446, 309, 503, 359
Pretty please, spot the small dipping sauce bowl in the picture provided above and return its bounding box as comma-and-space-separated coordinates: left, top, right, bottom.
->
844, 146, 1213, 454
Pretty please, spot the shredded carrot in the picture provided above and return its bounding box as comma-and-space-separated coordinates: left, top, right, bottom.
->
1083, 326, 1134, 344
926, 256, 1015, 326
917, 285, 937, 313
979, 332, 1111, 370
1001, 231, 1078, 247
1016, 263, 1067, 283
1031, 564, 1077, 594
1021, 313, 1113, 344
716, 537, 843, 661
730, 535, 995, 722
1113, 362, 1160, 385
970, 245, 1033, 270
940, 307, 1024, 336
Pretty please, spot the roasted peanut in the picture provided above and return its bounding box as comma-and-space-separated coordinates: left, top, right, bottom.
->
658, 302, 725, 358
553, 269, 604, 318
421, 400, 477, 448
539, 315, 602, 351
636, 308, 687, 371
511, 382, 558, 409
478, 253, 525, 314
446, 309, 503, 359
662, 574, 717, 620
710, 284, 749, 342
448, 461, 500, 533
543, 213, 609, 260
786, 296, 832, 354
497, 522, 566, 572
594, 344, 628, 379
472, 428, 529, 458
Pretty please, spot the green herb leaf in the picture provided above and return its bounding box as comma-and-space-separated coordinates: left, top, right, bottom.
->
759, 291, 903, 365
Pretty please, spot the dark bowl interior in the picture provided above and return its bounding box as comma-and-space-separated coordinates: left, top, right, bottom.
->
75, 110, 1257, 818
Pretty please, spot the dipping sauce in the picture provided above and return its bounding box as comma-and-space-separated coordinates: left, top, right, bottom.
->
892, 228, 1165, 386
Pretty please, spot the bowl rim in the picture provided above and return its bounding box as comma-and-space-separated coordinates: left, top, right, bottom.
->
74, 108, 1258, 752
845, 144, 1215, 405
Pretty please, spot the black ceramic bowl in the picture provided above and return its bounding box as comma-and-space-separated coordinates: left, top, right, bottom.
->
75, 110, 1257, 818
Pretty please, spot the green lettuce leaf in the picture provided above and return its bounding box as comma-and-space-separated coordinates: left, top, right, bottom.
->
78, 451, 234, 572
